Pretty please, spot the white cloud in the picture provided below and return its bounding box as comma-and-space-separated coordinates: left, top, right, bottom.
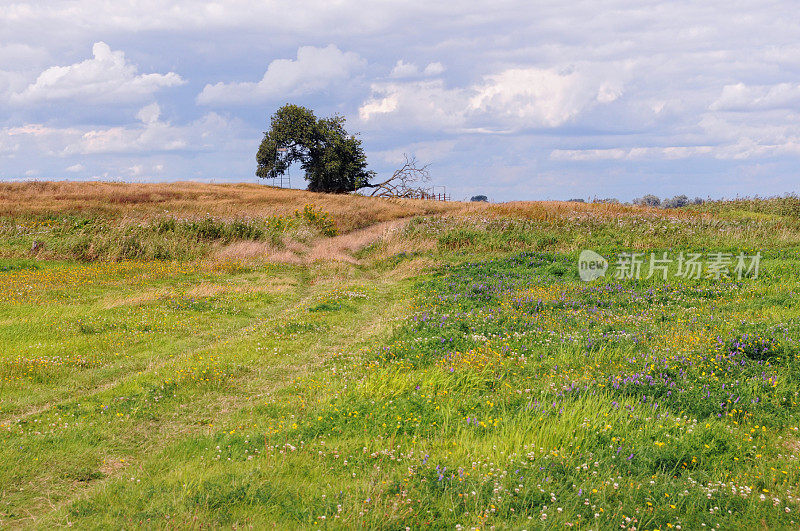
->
389, 60, 445, 78
0, 104, 244, 158
66, 163, 85, 172
389, 60, 418, 78
550, 146, 715, 161
10, 42, 184, 105
360, 66, 623, 132
424, 62, 445, 76
0, 69, 29, 100
1, 124, 81, 158
709, 82, 800, 111
470, 67, 623, 127
359, 80, 471, 131
550, 128, 800, 161
127, 163, 165, 177
65, 104, 233, 155
136, 102, 162, 124
197, 45, 365, 105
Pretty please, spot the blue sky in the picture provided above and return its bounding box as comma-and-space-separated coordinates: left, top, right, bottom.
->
1, 1, 799, 201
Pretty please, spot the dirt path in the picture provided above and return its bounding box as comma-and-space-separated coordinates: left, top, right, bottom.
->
304, 217, 409, 263
217, 217, 411, 264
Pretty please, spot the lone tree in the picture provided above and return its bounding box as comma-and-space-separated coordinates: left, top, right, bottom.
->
256, 104, 374, 193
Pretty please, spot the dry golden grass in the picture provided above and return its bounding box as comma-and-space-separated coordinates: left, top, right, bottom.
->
214, 218, 411, 264
0, 181, 459, 232
0, 181, 707, 231
305, 218, 408, 263
0, 181, 720, 265
458, 199, 703, 221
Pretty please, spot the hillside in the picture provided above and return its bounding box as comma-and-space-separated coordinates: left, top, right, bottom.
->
1, 183, 800, 528
0, 181, 459, 230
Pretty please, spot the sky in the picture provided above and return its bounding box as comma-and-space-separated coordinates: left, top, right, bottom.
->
1, 1, 799, 201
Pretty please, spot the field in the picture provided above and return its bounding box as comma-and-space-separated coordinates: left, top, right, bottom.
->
2, 182, 800, 528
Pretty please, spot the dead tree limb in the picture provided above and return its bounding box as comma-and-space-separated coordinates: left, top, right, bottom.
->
358, 154, 431, 198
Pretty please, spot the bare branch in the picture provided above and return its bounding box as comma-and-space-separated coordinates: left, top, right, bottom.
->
359, 154, 432, 199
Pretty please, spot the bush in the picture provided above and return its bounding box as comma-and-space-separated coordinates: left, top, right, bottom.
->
663, 194, 689, 209
295, 204, 338, 237
633, 194, 661, 207
470, 195, 488, 202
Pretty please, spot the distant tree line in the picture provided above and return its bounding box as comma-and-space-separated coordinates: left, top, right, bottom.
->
565, 195, 706, 208
631, 194, 705, 208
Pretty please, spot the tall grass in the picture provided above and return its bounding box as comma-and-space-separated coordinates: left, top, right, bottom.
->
0, 214, 304, 261
696, 194, 800, 218
0, 181, 457, 232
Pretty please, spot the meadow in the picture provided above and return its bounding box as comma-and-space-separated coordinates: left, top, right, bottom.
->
1, 183, 800, 529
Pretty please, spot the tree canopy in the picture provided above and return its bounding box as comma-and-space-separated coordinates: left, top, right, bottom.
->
256, 104, 374, 193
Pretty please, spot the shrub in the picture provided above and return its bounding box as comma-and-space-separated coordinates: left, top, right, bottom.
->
295, 204, 338, 237
633, 194, 661, 207
663, 195, 689, 208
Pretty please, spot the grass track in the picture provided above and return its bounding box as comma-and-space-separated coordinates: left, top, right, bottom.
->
0, 259, 411, 526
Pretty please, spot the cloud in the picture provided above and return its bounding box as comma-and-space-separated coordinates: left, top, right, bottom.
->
359, 80, 469, 131
389, 60, 418, 78
10, 42, 184, 105
470, 67, 623, 127
0, 69, 30, 101
550, 146, 715, 161
0, 104, 244, 158
550, 129, 800, 161
2, 1, 800, 198
65, 104, 239, 155
709, 82, 800, 111
424, 62, 445, 76
389, 60, 445, 78
0, 43, 49, 70
360, 66, 624, 132
197, 45, 365, 105
136, 102, 162, 124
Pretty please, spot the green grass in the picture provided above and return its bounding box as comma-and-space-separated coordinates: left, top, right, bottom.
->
0, 209, 336, 261
2, 201, 800, 528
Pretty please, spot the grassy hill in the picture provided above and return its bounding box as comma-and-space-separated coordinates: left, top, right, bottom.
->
2, 182, 800, 528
